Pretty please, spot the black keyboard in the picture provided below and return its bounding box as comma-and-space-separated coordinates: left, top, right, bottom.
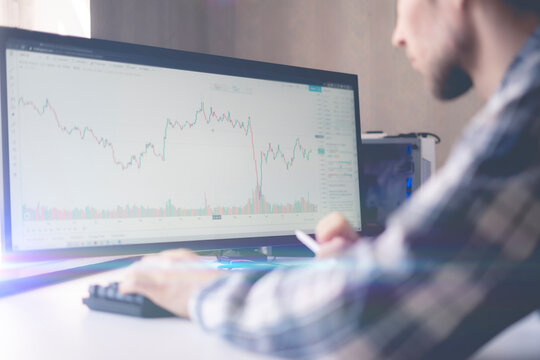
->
83, 282, 176, 318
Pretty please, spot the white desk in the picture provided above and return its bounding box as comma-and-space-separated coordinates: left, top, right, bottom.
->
1, 268, 539, 360
0, 268, 277, 360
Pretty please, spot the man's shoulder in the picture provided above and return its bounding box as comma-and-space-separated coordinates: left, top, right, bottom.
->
490, 48, 540, 135
501, 38, 540, 104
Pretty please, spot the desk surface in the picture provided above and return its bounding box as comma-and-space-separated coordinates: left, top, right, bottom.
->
1, 267, 539, 360
0, 267, 277, 360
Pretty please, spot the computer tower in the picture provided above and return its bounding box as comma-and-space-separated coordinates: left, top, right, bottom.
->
361, 134, 437, 235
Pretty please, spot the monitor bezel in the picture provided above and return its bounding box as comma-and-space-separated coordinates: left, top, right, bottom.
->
0, 26, 365, 261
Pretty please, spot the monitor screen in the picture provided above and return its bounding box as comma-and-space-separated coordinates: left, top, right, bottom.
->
0, 27, 363, 259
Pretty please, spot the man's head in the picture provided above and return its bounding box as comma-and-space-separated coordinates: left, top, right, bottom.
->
392, 0, 540, 101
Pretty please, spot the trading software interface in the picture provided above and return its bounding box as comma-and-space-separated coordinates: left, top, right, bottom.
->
5, 39, 362, 251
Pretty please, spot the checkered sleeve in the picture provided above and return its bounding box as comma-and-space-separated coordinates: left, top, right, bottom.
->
329, 78, 540, 359
340, 170, 540, 360
189, 50, 540, 359
189, 239, 407, 358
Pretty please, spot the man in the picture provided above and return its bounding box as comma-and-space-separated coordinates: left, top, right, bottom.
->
120, 0, 540, 358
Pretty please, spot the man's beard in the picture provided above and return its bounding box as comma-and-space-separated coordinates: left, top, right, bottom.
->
431, 60, 473, 100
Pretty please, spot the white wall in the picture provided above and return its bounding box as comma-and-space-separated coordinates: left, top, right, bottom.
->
0, 0, 90, 37
0, 0, 90, 258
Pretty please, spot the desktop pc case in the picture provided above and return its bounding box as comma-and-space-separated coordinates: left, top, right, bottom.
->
361, 134, 436, 235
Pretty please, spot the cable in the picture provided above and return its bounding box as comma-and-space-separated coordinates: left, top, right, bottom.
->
385, 132, 441, 144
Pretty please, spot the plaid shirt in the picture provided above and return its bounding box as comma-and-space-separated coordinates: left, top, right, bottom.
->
189, 26, 540, 359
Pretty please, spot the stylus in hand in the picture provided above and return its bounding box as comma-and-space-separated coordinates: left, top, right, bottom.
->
295, 230, 320, 254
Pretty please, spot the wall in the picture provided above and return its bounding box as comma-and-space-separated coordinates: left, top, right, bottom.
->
91, 0, 483, 167
0, 0, 90, 37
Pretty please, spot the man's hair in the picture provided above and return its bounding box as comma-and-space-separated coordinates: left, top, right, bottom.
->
502, 0, 540, 14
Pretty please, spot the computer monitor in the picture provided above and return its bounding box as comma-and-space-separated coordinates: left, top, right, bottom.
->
0, 27, 364, 260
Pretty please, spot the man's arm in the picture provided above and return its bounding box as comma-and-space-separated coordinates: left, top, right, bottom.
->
188, 76, 540, 355
189, 235, 410, 358
188, 167, 540, 359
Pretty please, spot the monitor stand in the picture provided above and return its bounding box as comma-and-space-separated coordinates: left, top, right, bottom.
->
212, 246, 314, 270
216, 248, 268, 265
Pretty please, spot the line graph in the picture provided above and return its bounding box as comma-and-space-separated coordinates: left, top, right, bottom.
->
18, 97, 312, 198
18, 97, 317, 220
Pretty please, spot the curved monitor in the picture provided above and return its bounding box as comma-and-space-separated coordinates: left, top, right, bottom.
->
0, 27, 363, 260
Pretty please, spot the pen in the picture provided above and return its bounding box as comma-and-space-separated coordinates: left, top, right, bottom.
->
295, 230, 320, 254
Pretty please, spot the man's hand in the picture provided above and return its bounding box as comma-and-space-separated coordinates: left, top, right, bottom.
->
119, 249, 223, 318
315, 212, 360, 259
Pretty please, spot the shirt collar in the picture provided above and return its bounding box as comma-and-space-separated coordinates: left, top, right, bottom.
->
499, 24, 540, 90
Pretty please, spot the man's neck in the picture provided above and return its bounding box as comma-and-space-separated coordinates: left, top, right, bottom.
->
465, 3, 540, 102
